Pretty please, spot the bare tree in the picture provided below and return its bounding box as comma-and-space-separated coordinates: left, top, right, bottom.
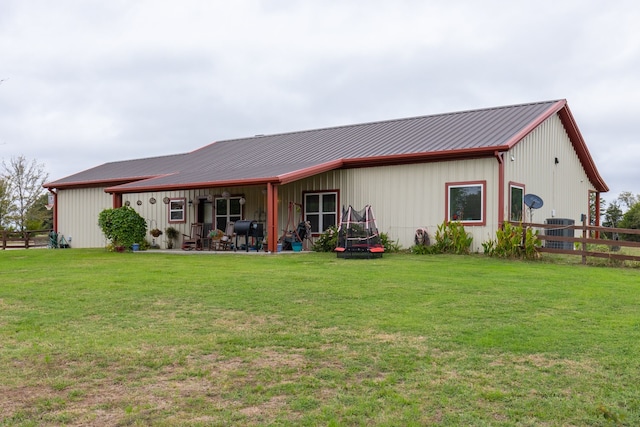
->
0, 177, 11, 230
617, 191, 639, 211
1, 156, 49, 231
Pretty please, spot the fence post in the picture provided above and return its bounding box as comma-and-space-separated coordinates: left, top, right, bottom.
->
581, 215, 587, 265
1, 230, 5, 250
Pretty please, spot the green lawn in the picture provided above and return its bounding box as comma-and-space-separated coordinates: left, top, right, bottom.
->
1, 249, 639, 426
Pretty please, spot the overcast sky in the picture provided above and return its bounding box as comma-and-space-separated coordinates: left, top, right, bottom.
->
1, 0, 638, 202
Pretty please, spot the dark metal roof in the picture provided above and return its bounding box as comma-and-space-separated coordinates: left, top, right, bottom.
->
43, 99, 608, 192
45, 153, 189, 187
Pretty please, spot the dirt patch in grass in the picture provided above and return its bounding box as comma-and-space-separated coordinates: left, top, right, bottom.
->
251, 348, 306, 370
239, 395, 288, 417
1, 346, 325, 425
488, 352, 598, 376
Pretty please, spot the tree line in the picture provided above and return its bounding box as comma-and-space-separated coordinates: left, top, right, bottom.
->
600, 191, 640, 241
0, 155, 52, 232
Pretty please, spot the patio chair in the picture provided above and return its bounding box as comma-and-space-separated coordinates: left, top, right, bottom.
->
181, 223, 204, 250
206, 229, 225, 251
218, 221, 234, 251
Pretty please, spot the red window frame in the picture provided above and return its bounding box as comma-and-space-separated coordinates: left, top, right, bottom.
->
168, 197, 186, 223
445, 181, 486, 226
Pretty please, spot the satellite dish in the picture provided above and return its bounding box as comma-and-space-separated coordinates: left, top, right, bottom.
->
524, 194, 543, 209
523, 194, 544, 222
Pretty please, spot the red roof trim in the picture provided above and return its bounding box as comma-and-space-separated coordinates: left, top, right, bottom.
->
503, 99, 566, 148
43, 175, 164, 190
104, 148, 504, 193
503, 99, 608, 192
277, 159, 345, 184
105, 176, 280, 194
557, 105, 609, 192
342, 147, 501, 168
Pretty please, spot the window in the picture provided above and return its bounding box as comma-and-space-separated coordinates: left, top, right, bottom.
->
509, 183, 524, 222
304, 191, 337, 234
446, 181, 485, 225
168, 198, 186, 223
215, 197, 243, 231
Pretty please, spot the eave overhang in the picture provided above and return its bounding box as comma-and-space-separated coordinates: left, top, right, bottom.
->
102, 148, 505, 194
557, 105, 609, 192
104, 176, 281, 194
503, 99, 609, 193
42, 176, 161, 190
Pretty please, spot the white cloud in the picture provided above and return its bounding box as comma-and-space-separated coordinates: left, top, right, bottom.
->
0, 0, 639, 198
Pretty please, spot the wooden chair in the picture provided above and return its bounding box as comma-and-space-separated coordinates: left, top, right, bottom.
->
181, 223, 203, 250
206, 229, 224, 251
218, 221, 235, 251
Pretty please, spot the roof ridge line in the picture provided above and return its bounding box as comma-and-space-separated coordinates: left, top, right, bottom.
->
101, 152, 189, 165
217, 99, 565, 143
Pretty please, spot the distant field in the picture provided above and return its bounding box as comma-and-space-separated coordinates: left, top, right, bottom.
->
1, 249, 639, 426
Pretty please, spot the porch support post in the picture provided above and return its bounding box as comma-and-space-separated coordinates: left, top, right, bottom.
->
595, 191, 601, 239
267, 183, 278, 253
49, 190, 58, 232
113, 193, 122, 208
495, 151, 505, 227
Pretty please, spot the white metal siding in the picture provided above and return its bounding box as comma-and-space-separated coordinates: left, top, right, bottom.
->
56, 187, 113, 248
280, 158, 498, 251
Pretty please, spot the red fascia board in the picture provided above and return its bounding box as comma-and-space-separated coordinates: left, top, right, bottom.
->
341, 147, 502, 168
503, 99, 567, 148
501, 99, 608, 193
275, 150, 499, 184
43, 176, 160, 190
557, 106, 609, 192
106, 151, 503, 192
104, 176, 280, 194
277, 159, 345, 184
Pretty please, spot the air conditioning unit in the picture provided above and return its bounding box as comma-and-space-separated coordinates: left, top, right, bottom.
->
545, 218, 575, 250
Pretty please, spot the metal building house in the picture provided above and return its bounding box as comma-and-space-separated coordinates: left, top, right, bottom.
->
43, 99, 608, 252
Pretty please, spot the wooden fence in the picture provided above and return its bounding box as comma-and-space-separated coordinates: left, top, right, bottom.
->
508, 220, 640, 264
1, 229, 54, 250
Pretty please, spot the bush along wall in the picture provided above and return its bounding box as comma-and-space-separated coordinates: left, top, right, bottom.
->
482, 221, 541, 259
98, 206, 147, 251
411, 221, 472, 255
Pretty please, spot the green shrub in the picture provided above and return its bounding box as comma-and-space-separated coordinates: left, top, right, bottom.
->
98, 206, 147, 251
380, 232, 401, 253
313, 227, 401, 253
411, 244, 436, 254
165, 226, 180, 249
483, 222, 541, 259
432, 221, 472, 255
312, 226, 339, 252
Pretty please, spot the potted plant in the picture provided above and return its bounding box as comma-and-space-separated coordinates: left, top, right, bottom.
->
148, 228, 162, 249
165, 226, 179, 249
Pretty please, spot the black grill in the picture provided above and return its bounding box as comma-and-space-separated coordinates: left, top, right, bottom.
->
234, 220, 264, 251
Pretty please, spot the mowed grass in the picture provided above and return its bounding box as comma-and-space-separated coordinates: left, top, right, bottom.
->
1, 250, 639, 426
